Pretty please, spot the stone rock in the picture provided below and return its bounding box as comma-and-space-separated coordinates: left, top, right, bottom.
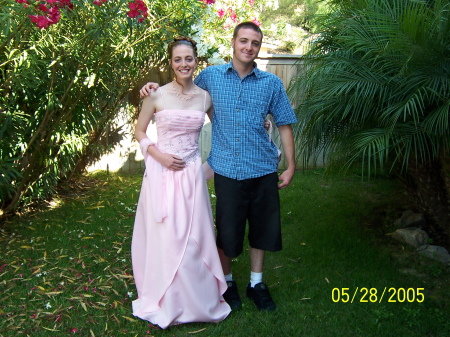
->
391, 227, 429, 248
394, 210, 414, 227
394, 210, 426, 229
417, 245, 450, 265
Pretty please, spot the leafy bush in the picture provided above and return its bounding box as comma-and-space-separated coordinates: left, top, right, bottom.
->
289, 0, 450, 240
0, 0, 206, 212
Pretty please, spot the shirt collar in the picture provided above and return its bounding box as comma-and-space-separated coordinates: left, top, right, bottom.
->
224, 60, 261, 78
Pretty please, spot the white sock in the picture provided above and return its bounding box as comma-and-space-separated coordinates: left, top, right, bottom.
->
250, 272, 263, 288
224, 273, 233, 282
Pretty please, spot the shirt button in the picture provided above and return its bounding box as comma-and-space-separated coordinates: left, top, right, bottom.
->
236, 153, 239, 156
236, 139, 239, 142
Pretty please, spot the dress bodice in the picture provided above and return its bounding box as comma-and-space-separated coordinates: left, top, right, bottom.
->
154, 109, 205, 166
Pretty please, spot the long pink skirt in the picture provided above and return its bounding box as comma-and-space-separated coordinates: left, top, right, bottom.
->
131, 155, 230, 328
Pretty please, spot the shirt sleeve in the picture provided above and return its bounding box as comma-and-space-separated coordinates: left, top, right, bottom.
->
270, 77, 298, 127
194, 68, 208, 90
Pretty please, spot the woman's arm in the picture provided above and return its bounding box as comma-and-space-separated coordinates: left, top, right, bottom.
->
135, 94, 186, 171
135, 94, 157, 143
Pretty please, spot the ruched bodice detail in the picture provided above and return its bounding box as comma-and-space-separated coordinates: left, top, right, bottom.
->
155, 110, 204, 167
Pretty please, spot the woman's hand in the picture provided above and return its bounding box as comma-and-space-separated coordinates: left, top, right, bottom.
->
156, 152, 186, 171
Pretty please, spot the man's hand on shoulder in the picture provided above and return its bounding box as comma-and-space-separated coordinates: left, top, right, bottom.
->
140, 82, 160, 98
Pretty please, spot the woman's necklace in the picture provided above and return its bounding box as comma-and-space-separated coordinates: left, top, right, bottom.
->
171, 81, 197, 101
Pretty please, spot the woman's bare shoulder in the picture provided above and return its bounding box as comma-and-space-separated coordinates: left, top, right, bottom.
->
141, 85, 165, 112
160, 83, 172, 90
196, 86, 212, 101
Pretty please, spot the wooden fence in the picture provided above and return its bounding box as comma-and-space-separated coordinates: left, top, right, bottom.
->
87, 54, 310, 173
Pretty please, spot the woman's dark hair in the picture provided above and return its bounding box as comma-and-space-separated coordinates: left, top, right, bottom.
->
168, 36, 198, 59
232, 21, 263, 40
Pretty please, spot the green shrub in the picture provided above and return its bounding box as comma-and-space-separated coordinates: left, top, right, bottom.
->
0, 0, 205, 212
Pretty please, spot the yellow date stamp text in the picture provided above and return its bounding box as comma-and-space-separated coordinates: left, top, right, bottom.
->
332, 287, 425, 303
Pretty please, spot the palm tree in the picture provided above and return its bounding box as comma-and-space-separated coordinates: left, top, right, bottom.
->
289, 0, 450, 243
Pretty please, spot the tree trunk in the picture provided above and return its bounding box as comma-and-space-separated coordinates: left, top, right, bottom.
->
404, 155, 450, 248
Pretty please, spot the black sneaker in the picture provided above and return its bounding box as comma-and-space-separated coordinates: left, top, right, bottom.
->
246, 282, 276, 311
223, 281, 242, 310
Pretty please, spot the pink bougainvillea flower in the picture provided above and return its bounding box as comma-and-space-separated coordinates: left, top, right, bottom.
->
47, 0, 74, 10
129, 0, 146, 11
15, 0, 30, 6
93, 0, 108, 5
127, 9, 139, 18
228, 8, 237, 22
60, 0, 74, 9
217, 8, 225, 18
29, 15, 52, 29
71, 327, 78, 333
27, 0, 66, 29
248, 0, 255, 5
38, 4, 48, 12
48, 7, 61, 22
200, 0, 215, 4
252, 18, 261, 26
127, 0, 148, 22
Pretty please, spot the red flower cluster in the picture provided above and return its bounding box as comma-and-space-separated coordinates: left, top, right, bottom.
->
228, 8, 237, 22
217, 8, 225, 18
17, 0, 73, 29
252, 18, 261, 26
127, 0, 148, 23
93, 0, 108, 6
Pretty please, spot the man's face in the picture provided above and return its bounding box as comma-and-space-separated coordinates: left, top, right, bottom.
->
231, 27, 262, 65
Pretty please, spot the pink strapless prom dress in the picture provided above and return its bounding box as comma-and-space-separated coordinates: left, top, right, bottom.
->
131, 108, 231, 329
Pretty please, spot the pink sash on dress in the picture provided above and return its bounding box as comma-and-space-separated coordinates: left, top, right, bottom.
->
139, 138, 166, 222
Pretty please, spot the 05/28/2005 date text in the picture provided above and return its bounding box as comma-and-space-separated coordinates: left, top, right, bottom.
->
331, 288, 424, 303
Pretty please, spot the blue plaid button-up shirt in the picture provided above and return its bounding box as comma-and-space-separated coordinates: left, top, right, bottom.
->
194, 61, 297, 180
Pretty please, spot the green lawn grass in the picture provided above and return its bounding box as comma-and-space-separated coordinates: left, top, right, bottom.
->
1, 169, 449, 337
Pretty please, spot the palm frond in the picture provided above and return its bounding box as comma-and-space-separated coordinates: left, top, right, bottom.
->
289, 0, 450, 175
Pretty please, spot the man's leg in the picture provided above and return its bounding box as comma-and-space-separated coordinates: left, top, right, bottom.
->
249, 247, 264, 288
250, 247, 264, 273
246, 247, 276, 311
219, 247, 232, 275
246, 173, 280, 311
219, 247, 242, 310
214, 173, 247, 311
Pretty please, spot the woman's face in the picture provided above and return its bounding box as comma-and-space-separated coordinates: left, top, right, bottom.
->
170, 44, 198, 80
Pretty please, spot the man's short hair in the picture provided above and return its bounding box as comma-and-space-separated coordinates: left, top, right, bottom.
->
233, 21, 263, 40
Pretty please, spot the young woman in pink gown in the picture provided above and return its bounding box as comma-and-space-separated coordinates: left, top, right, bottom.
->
131, 37, 231, 329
